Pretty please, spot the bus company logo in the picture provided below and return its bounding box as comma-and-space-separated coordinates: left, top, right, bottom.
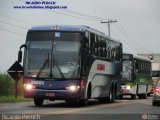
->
142, 114, 148, 120
97, 64, 105, 71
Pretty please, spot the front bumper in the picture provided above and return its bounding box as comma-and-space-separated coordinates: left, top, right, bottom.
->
153, 94, 160, 102
24, 89, 85, 101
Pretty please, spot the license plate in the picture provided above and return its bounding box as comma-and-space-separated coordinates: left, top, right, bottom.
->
45, 93, 55, 97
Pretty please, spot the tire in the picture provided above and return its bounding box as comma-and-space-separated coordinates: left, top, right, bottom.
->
143, 93, 147, 99
152, 101, 157, 106
65, 100, 70, 103
79, 99, 88, 107
138, 93, 147, 99
138, 94, 143, 99
79, 85, 90, 107
98, 98, 106, 103
119, 95, 123, 99
147, 93, 151, 97
34, 98, 44, 107
106, 88, 114, 103
131, 94, 136, 100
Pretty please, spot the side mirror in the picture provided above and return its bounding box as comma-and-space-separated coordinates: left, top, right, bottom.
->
18, 51, 22, 63
18, 44, 26, 63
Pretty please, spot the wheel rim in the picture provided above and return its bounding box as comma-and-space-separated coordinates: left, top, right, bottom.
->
110, 91, 112, 101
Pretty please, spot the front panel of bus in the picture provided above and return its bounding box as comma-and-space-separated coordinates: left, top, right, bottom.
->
122, 54, 135, 82
121, 54, 135, 94
23, 31, 85, 101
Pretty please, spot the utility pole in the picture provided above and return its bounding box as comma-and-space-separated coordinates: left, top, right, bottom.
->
101, 19, 117, 36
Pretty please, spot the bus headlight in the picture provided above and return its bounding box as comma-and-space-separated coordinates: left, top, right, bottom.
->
126, 85, 131, 90
24, 84, 36, 90
66, 85, 80, 91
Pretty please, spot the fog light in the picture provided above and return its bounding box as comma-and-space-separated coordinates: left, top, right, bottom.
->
66, 85, 80, 91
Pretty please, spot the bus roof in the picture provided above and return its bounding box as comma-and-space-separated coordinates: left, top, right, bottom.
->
134, 55, 151, 62
123, 53, 151, 62
29, 25, 122, 44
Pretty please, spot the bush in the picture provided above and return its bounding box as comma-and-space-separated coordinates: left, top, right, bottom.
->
0, 73, 23, 96
0, 96, 32, 103
17, 78, 24, 96
0, 73, 14, 96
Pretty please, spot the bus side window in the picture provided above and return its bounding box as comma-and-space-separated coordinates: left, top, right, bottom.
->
107, 40, 110, 59
119, 44, 123, 61
95, 35, 100, 56
135, 59, 138, 73
115, 46, 118, 60
110, 41, 114, 59
99, 37, 106, 57
105, 40, 108, 58
106, 41, 109, 59
99, 38, 104, 57
138, 60, 141, 73
139, 60, 142, 73
103, 41, 107, 57
90, 33, 95, 55
110, 47, 112, 59
84, 32, 89, 50
82, 32, 91, 76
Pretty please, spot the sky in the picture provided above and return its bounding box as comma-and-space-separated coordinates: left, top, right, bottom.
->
0, 0, 160, 72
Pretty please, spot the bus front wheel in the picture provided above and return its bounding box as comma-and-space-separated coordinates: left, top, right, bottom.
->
131, 94, 136, 100
34, 98, 44, 107
78, 85, 90, 106
79, 99, 88, 106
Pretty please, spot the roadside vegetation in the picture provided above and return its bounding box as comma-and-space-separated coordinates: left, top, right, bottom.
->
0, 73, 32, 103
0, 96, 31, 103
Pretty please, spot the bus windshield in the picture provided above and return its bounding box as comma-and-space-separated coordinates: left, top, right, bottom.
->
24, 32, 81, 79
122, 60, 132, 81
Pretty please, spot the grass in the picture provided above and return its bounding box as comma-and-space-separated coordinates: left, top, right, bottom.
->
0, 96, 32, 103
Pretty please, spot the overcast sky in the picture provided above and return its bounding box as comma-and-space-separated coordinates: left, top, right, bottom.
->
0, 0, 160, 72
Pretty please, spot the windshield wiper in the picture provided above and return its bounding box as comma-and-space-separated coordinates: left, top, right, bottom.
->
50, 41, 65, 79
52, 57, 65, 79
37, 58, 49, 78
37, 53, 49, 78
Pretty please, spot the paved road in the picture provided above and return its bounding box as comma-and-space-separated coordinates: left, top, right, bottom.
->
0, 96, 159, 120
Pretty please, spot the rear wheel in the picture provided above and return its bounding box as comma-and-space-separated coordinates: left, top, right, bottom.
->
138, 94, 143, 99
143, 93, 147, 99
98, 97, 106, 103
138, 93, 147, 99
106, 87, 115, 103
147, 93, 151, 96
152, 101, 157, 106
34, 98, 44, 107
